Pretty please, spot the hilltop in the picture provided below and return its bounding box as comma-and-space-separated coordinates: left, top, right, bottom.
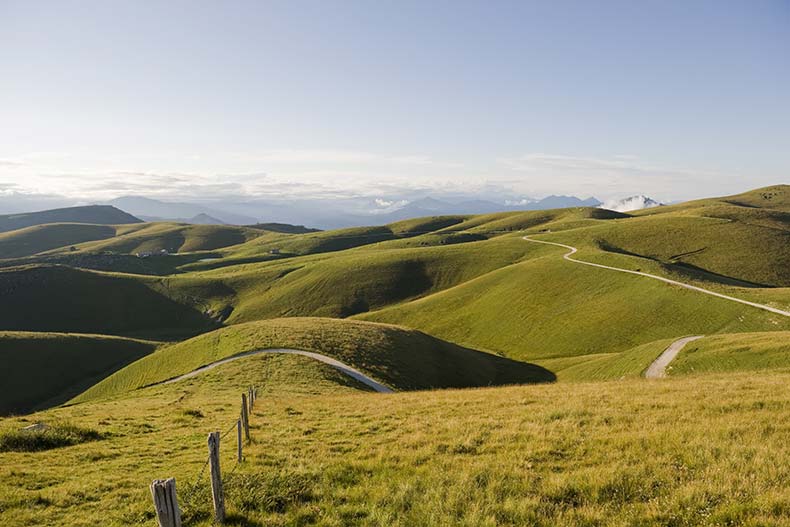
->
74, 317, 553, 405
0, 205, 140, 234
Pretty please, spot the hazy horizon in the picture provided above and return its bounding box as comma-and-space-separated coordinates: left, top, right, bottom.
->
2, 1, 788, 208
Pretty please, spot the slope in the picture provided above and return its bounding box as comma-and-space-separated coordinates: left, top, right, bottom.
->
0, 224, 117, 258
668, 331, 790, 376
2, 367, 790, 526
359, 248, 790, 361
0, 205, 141, 233
74, 317, 553, 403
0, 265, 219, 339
551, 210, 790, 287
0, 332, 157, 415
52, 222, 263, 255
188, 234, 548, 322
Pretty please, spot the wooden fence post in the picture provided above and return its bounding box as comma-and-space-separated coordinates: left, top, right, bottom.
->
207, 432, 225, 523
241, 393, 250, 442
249, 387, 254, 410
150, 478, 181, 527
236, 418, 243, 462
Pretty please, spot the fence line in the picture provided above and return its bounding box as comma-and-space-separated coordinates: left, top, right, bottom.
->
150, 384, 258, 527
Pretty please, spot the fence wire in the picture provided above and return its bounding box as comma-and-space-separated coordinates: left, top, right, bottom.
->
179, 453, 211, 511
173, 385, 258, 513
220, 419, 237, 440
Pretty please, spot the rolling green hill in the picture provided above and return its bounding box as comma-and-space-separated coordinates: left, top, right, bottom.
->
633, 184, 790, 217
246, 222, 321, 234
0, 223, 117, 258
74, 317, 553, 403
1, 185, 789, 526
552, 206, 790, 287
358, 244, 790, 361
0, 185, 787, 390
49, 222, 263, 255
0, 332, 157, 415
0, 205, 140, 233
0, 265, 218, 338
668, 331, 790, 376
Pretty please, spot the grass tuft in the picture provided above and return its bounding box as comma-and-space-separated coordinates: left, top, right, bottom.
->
226, 471, 315, 513
0, 422, 102, 452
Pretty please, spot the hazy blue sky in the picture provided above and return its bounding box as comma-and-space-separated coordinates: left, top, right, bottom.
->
1, 0, 788, 203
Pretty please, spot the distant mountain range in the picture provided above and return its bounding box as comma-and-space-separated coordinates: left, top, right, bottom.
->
0, 193, 666, 230
107, 196, 258, 225
100, 194, 604, 229
0, 205, 141, 234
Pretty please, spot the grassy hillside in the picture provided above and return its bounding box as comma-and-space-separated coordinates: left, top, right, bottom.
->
2, 366, 790, 526
669, 331, 790, 376
1, 185, 786, 378
0, 265, 218, 338
359, 248, 790, 361
246, 222, 321, 234
536, 338, 678, 382
0, 205, 140, 233
0, 332, 157, 415
634, 184, 790, 217
551, 210, 790, 287
212, 235, 544, 322
53, 222, 262, 255
0, 223, 117, 258
546, 331, 790, 381
74, 317, 553, 403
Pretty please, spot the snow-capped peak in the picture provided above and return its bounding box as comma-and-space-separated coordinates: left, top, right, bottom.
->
601, 195, 662, 212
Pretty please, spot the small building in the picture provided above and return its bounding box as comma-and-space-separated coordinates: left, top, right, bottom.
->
270, 248, 281, 255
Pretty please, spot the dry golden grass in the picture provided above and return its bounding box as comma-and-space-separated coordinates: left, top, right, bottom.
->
1, 355, 789, 526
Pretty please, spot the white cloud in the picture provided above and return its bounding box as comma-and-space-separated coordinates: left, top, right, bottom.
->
0, 148, 748, 205
374, 198, 408, 208
498, 153, 735, 201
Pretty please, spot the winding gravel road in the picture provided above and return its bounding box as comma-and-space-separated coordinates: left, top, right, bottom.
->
523, 236, 790, 317
644, 335, 704, 378
161, 348, 394, 393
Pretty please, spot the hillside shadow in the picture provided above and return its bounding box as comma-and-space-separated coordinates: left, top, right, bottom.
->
0, 265, 219, 339
596, 241, 774, 288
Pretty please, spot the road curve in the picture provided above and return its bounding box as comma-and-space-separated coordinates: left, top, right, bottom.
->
161, 348, 394, 393
523, 236, 790, 317
644, 336, 704, 378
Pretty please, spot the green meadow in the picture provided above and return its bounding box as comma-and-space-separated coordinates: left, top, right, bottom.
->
0, 185, 788, 525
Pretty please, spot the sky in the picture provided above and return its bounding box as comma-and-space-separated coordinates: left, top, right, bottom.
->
1, 0, 788, 207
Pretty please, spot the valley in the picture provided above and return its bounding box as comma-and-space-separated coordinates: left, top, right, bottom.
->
0, 184, 788, 526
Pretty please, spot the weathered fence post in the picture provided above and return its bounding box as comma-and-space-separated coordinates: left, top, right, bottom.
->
236, 418, 243, 462
207, 431, 225, 523
241, 393, 250, 442
150, 478, 181, 527
249, 386, 254, 410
